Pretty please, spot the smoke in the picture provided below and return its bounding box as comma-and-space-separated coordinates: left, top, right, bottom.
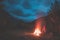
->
1, 0, 55, 22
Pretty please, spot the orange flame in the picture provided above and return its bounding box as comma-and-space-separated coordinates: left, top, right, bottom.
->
33, 19, 42, 36
34, 28, 41, 36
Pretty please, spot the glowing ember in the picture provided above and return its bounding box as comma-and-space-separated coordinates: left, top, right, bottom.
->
34, 28, 41, 36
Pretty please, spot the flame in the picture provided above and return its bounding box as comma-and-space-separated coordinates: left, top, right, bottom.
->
33, 19, 42, 36
34, 28, 41, 36
25, 19, 46, 37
